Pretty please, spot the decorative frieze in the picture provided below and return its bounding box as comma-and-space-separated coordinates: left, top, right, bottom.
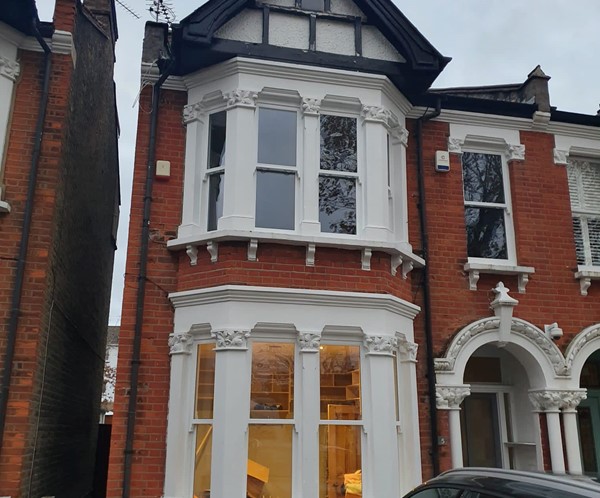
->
211, 329, 250, 350
0, 56, 20, 82
168, 332, 193, 355
297, 332, 321, 353
301, 97, 321, 116
363, 335, 398, 356
436, 385, 470, 410
224, 89, 258, 109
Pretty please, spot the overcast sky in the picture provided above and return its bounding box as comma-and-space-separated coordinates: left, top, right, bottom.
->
36, 0, 600, 325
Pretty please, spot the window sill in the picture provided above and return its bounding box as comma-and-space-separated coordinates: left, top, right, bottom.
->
575, 266, 600, 296
463, 261, 535, 293
167, 229, 424, 277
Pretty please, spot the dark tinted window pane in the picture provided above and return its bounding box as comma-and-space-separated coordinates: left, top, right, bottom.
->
589, 218, 600, 266
208, 111, 226, 169
465, 207, 507, 259
256, 171, 295, 230
462, 152, 505, 203
303, 0, 324, 11
320, 115, 357, 172
207, 173, 224, 231
258, 108, 297, 167
573, 217, 585, 265
578, 406, 598, 473
319, 176, 356, 234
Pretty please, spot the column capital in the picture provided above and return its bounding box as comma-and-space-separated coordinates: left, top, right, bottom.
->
211, 329, 250, 350
561, 390, 587, 412
224, 89, 258, 109
297, 331, 321, 353
436, 385, 470, 410
301, 97, 322, 116
168, 332, 193, 355
396, 333, 418, 362
528, 389, 574, 413
182, 102, 203, 124
363, 334, 398, 356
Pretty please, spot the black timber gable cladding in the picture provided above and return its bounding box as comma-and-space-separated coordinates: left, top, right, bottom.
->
171, 0, 450, 99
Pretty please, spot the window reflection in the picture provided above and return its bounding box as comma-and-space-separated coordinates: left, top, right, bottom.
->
465, 207, 507, 259
319, 176, 356, 234
208, 111, 226, 169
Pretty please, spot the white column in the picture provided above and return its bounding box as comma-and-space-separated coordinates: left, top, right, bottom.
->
389, 125, 409, 241
163, 332, 196, 498
296, 331, 321, 498
210, 329, 252, 498
363, 334, 401, 498
396, 335, 422, 493
0, 52, 19, 211
361, 107, 390, 241
219, 90, 258, 231
561, 390, 587, 475
179, 104, 205, 238
529, 390, 565, 474
436, 385, 471, 469
300, 98, 322, 235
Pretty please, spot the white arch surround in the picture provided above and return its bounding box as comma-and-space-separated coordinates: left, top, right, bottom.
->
435, 316, 569, 388
565, 323, 600, 383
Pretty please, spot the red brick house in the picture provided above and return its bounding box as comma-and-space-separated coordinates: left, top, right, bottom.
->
109, 0, 600, 497
0, 0, 119, 495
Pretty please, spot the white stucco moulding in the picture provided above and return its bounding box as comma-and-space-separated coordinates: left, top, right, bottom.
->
211, 329, 250, 350
447, 135, 525, 162
564, 323, 600, 380
301, 97, 321, 115
435, 385, 471, 410
168, 332, 193, 355
396, 332, 418, 362
297, 331, 321, 353
363, 334, 398, 356
463, 262, 534, 293
0, 56, 20, 81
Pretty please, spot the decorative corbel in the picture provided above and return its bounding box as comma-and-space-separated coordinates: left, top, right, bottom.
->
186, 244, 198, 266
361, 248, 372, 271
490, 282, 519, 345
306, 243, 316, 267
468, 270, 480, 291
206, 241, 218, 263
248, 239, 258, 262
402, 259, 414, 279
391, 254, 402, 277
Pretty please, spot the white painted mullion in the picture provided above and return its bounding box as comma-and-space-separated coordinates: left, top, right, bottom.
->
180, 115, 206, 238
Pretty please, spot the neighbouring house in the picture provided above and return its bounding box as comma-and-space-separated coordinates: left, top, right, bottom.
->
101, 325, 120, 423
0, 0, 119, 496
108, 1, 600, 497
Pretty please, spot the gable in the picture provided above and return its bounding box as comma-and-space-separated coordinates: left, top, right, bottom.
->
173, 0, 449, 97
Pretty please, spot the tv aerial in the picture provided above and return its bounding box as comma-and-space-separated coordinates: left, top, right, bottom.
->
147, 0, 176, 25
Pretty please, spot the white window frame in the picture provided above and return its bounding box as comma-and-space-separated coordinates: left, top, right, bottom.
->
204, 110, 227, 232
461, 147, 517, 266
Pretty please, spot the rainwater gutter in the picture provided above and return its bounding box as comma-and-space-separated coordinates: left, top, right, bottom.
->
416, 97, 442, 476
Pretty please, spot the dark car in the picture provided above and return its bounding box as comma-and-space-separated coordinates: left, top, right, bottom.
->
403, 468, 600, 498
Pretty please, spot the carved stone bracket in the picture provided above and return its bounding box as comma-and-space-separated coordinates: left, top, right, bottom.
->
468, 270, 480, 291
363, 334, 398, 356
396, 333, 418, 362
436, 385, 471, 410
391, 254, 402, 277
448, 137, 463, 154
529, 390, 565, 413
574, 269, 600, 296
248, 239, 258, 262
361, 248, 372, 271
553, 148, 569, 165
507, 144, 526, 161
168, 332, 193, 355
207, 241, 218, 263
361, 105, 390, 124
0, 56, 20, 82
225, 89, 258, 109
560, 390, 587, 413
306, 243, 316, 267
390, 125, 409, 147
297, 332, 321, 353
301, 97, 321, 116
186, 245, 198, 266
182, 102, 203, 124
212, 329, 250, 350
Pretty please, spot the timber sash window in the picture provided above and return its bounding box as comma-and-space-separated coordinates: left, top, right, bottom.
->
207, 111, 226, 231
256, 108, 298, 230
462, 152, 513, 261
568, 158, 600, 267
319, 115, 358, 235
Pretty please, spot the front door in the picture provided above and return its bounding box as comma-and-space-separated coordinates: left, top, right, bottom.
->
461, 392, 503, 468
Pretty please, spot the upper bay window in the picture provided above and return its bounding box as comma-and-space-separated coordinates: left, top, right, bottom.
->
568, 157, 600, 267
256, 108, 298, 230
319, 115, 358, 235
462, 151, 514, 262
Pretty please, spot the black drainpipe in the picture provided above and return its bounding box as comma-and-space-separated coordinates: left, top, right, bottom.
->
416, 97, 442, 476
0, 17, 52, 454
122, 60, 173, 498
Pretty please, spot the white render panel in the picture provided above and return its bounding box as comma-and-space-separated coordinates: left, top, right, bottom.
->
269, 12, 310, 50
362, 25, 405, 62
449, 122, 521, 149
554, 133, 600, 157
263, 0, 296, 7
214, 9, 263, 43
316, 19, 355, 56
330, 0, 367, 19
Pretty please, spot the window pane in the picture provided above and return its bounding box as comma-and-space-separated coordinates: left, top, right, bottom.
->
320, 115, 357, 172
465, 206, 507, 259
258, 108, 297, 167
303, 0, 324, 11
248, 425, 293, 498
589, 218, 600, 266
256, 171, 295, 230
193, 424, 212, 498
573, 217, 585, 265
251, 343, 294, 419
195, 344, 216, 419
207, 173, 224, 231
208, 111, 226, 169
319, 176, 356, 234
462, 152, 505, 204
320, 345, 361, 421
319, 425, 362, 498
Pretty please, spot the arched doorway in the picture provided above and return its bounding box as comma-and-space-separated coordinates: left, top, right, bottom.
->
578, 350, 600, 478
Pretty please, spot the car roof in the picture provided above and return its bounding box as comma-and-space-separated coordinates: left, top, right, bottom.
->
420, 468, 600, 498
